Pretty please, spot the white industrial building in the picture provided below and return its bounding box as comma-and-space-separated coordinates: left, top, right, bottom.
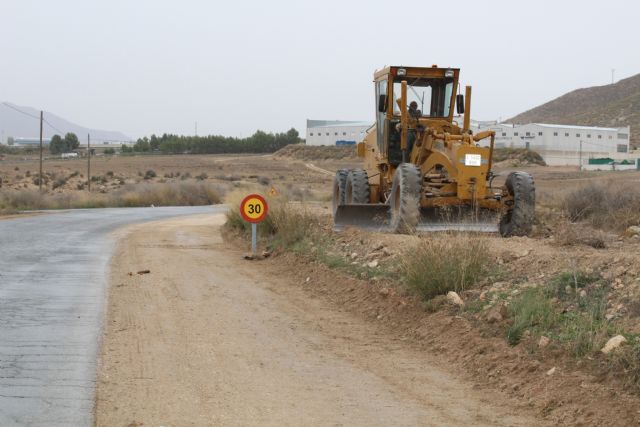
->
306, 119, 372, 146
12, 137, 51, 147
473, 122, 632, 166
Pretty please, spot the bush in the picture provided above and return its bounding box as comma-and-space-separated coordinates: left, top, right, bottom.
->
144, 170, 157, 180
564, 181, 640, 231
196, 172, 208, 181
401, 234, 493, 300
52, 177, 68, 190
104, 148, 116, 155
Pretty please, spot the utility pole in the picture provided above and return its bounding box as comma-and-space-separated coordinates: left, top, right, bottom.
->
579, 140, 583, 171
611, 69, 615, 85
195, 121, 198, 136
39, 111, 43, 192
87, 134, 91, 192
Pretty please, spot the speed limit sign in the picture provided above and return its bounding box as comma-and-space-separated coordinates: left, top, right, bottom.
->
240, 194, 269, 258
240, 194, 269, 223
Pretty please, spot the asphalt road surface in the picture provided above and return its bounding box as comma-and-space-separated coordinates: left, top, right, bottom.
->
0, 206, 223, 426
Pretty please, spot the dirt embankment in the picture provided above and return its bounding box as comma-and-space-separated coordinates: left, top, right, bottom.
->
274, 144, 357, 161
96, 214, 541, 426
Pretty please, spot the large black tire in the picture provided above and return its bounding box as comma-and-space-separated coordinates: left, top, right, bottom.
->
499, 171, 535, 237
389, 163, 422, 233
332, 169, 349, 216
345, 169, 370, 204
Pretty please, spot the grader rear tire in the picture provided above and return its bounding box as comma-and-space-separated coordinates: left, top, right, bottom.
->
345, 169, 370, 204
390, 163, 422, 233
499, 171, 535, 237
332, 169, 349, 216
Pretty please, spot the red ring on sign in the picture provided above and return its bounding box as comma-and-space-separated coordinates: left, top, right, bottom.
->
239, 193, 269, 223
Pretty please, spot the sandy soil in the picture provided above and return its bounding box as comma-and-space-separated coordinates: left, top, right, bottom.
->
95, 214, 541, 426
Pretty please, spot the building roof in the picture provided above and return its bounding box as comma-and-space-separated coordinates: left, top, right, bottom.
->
307, 119, 372, 128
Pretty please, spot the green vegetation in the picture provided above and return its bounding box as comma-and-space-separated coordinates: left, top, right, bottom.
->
401, 234, 493, 300
506, 271, 614, 356
49, 133, 80, 154
123, 128, 302, 155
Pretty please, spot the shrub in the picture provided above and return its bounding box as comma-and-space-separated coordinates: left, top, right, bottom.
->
258, 176, 271, 186
564, 181, 640, 231
104, 148, 116, 155
196, 172, 208, 181
401, 234, 493, 300
144, 170, 157, 180
52, 177, 68, 190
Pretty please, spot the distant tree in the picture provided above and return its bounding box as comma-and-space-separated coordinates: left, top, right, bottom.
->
133, 137, 151, 152
64, 133, 80, 151
104, 148, 116, 155
149, 134, 160, 151
49, 134, 66, 154
7, 136, 14, 146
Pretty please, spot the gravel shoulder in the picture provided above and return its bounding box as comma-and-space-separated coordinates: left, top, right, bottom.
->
95, 213, 540, 426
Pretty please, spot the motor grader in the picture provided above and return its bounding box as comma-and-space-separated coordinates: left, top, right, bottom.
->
332, 65, 535, 236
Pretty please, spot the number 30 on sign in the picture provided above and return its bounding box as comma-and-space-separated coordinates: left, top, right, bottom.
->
240, 194, 269, 223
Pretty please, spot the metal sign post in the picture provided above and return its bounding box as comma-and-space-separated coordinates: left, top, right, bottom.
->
239, 194, 269, 258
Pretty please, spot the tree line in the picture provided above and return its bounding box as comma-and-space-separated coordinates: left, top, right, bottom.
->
50, 133, 80, 154
122, 128, 302, 154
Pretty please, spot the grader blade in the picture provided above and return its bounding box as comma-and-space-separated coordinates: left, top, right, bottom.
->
415, 207, 500, 233
334, 204, 500, 233
333, 204, 391, 231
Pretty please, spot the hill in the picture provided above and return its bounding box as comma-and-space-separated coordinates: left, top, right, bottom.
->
0, 102, 131, 145
508, 73, 640, 148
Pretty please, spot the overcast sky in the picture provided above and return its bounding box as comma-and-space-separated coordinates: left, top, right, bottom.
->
1, 0, 638, 138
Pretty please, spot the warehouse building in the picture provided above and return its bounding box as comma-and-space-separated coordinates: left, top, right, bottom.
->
474, 122, 631, 166
13, 137, 51, 147
306, 119, 372, 146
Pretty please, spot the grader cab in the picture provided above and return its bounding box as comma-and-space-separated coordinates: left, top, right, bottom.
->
332, 65, 535, 236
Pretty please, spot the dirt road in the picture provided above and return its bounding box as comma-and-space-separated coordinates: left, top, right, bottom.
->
96, 214, 540, 426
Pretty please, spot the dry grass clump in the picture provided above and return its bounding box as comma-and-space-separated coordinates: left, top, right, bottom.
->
564, 181, 640, 231
401, 233, 493, 300
224, 189, 315, 248
0, 181, 223, 211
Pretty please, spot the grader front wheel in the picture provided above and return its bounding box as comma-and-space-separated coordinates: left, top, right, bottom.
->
390, 163, 422, 233
499, 171, 535, 237
332, 169, 349, 216
345, 169, 370, 204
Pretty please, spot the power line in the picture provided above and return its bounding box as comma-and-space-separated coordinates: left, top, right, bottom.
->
1, 102, 40, 120
1, 102, 66, 135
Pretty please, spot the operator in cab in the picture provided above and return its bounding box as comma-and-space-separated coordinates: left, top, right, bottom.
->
408, 101, 422, 119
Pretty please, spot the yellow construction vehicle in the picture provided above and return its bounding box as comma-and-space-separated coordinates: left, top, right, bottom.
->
333, 65, 535, 235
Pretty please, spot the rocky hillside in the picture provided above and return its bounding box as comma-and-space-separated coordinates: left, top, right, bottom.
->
508, 73, 640, 148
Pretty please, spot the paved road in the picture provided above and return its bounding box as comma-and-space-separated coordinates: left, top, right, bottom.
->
0, 206, 224, 426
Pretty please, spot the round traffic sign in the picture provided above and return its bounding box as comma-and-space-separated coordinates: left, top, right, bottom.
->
240, 194, 269, 223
